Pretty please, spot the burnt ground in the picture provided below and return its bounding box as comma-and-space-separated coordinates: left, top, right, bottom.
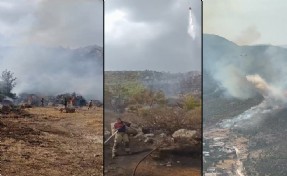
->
0, 107, 103, 176
239, 108, 287, 175
104, 111, 201, 176
204, 89, 287, 175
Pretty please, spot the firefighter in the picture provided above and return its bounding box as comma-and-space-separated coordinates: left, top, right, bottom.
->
41, 98, 44, 107
112, 118, 131, 158
88, 100, 93, 109
64, 97, 68, 108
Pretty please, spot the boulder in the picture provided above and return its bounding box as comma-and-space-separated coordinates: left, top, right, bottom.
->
144, 133, 155, 138
144, 138, 154, 144
172, 129, 197, 139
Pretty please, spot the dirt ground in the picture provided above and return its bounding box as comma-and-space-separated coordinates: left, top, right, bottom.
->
0, 107, 103, 176
104, 141, 201, 176
104, 111, 201, 176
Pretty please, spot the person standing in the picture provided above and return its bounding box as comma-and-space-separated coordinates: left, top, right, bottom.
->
112, 118, 131, 158
88, 100, 93, 109
41, 98, 44, 107
64, 97, 68, 108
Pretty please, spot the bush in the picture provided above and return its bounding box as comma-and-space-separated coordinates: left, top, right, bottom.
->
126, 106, 201, 135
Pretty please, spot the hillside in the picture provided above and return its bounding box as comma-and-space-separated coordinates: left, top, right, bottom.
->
203, 34, 287, 175
105, 70, 201, 97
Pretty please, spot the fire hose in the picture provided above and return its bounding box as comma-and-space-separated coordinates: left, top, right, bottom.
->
104, 130, 118, 144
132, 141, 164, 176
104, 125, 137, 144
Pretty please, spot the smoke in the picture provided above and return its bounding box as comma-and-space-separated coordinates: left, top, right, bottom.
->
188, 9, 197, 40
234, 26, 261, 45
204, 34, 287, 102
213, 64, 256, 99
0, 0, 103, 100
0, 46, 103, 100
24, 0, 103, 48
246, 74, 285, 103
218, 74, 287, 129
204, 34, 287, 127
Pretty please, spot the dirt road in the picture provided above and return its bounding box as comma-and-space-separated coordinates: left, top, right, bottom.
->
0, 107, 103, 176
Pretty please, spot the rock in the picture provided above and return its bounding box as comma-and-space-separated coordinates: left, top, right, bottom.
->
144, 138, 154, 144
144, 133, 155, 138
142, 127, 151, 134
172, 129, 197, 139
166, 161, 172, 167
134, 132, 144, 139
126, 127, 138, 136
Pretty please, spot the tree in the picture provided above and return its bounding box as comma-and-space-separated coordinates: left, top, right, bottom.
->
182, 94, 201, 111
1, 70, 17, 98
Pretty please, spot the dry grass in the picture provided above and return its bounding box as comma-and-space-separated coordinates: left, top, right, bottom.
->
0, 107, 103, 176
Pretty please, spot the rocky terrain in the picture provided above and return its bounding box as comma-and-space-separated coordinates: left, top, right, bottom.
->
104, 111, 201, 176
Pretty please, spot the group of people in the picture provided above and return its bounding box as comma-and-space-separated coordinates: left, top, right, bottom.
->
62, 97, 93, 109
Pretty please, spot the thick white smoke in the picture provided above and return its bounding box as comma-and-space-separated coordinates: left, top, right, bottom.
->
204, 34, 287, 127
220, 74, 286, 128
246, 74, 284, 101
0, 46, 103, 100
0, 0, 103, 100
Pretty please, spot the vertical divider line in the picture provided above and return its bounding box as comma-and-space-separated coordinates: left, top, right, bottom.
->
201, 0, 204, 175
102, 0, 105, 175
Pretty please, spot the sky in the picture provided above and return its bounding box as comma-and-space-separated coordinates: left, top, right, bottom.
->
0, 0, 103, 100
204, 0, 287, 46
105, 0, 202, 72
0, 0, 103, 48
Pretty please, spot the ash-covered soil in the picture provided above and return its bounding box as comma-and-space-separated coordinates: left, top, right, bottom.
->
0, 107, 103, 176
204, 93, 287, 175
240, 108, 287, 175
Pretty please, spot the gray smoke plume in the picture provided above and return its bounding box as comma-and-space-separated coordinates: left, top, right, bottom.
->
0, 0, 103, 100
0, 46, 103, 100
204, 34, 287, 102
234, 26, 261, 45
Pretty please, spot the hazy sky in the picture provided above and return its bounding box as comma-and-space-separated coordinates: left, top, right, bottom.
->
0, 0, 103, 48
0, 0, 103, 100
204, 0, 287, 46
105, 0, 201, 72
